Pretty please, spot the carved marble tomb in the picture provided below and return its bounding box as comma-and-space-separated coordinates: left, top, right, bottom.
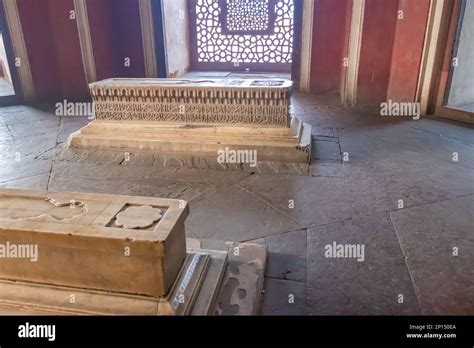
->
68, 78, 312, 165
0, 188, 266, 315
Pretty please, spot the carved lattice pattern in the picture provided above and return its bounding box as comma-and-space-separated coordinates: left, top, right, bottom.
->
190, 0, 294, 70
224, 0, 272, 33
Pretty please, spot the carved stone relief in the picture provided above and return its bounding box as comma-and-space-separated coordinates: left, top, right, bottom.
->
114, 205, 163, 229
89, 78, 293, 127
0, 196, 88, 221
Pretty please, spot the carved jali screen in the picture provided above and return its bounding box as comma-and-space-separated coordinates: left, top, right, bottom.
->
189, 0, 294, 72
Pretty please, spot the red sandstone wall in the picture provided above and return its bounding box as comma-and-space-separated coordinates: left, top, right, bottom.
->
86, 0, 145, 80
16, 0, 145, 101
17, 0, 61, 100
112, 0, 146, 78
86, 0, 118, 80
310, 0, 351, 94
17, 0, 87, 100
310, 0, 429, 105
357, 0, 399, 105
387, 0, 430, 102
47, 0, 88, 100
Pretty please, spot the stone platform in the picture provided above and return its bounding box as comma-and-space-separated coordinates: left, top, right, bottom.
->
68, 78, 312, 165
69, 116, 311, 163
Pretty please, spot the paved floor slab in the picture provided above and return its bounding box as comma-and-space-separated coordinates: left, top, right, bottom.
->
238, 173, 353, 228
390, 195, 474, 314
260, 278, 306, 315
250, 229, 307, 282
186, 185, 302, 241
307, 213, 421, 315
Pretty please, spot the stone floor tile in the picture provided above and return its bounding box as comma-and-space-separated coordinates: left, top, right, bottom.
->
49, 174, 221, 202
390, 195, 474, 314
345, 163, 458, 217
238, 173, 352, 227
260, 278, 306, 315
307, 213, 421, 315
309, 161, 345, 178
261, 229, 307, 282
0, 159, 52, 184
0, 133, 58, 160
312, 140, 341, 161
8, 118, 60, 139
0, 173, 50, 190
57, 117, 90, 143
0, 106, 53, 126
311, 125, 336, 138
186, 185, 302, 241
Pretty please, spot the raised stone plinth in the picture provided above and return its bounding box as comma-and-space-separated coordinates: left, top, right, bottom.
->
70, 77, 312, 166
69, 117, 311, 163
90, 78, 293, 126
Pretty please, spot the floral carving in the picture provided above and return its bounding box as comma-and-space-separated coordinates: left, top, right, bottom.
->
115, 205, 163, 229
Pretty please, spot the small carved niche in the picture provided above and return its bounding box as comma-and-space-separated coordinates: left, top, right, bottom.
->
107, 204, 168, 230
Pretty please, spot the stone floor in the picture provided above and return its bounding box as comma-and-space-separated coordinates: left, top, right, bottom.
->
0, 92, 472, 315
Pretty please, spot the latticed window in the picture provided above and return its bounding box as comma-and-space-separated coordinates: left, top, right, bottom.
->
189, 0, 294, 72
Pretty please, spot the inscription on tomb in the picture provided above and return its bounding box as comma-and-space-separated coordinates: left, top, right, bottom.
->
89, 78, 293, 127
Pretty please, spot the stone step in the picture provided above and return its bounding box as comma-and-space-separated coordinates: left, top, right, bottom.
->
87, 120, 297, 136
76, 130, 299, 147
69, 120, 312, 163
